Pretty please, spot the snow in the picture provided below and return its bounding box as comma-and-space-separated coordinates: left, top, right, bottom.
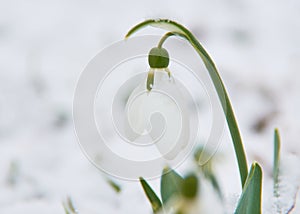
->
0, 0, 299, 213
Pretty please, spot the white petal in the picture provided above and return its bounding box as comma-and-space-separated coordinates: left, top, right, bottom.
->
125, 70, 190, 160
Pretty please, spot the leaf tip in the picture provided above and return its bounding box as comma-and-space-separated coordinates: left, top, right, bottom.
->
162, 165, 171, 174
251, 162, 263, 177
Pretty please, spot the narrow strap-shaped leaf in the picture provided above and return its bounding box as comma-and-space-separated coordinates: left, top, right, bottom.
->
139, 177, 162, 213
160, 167, 184, 204
106, 178, 121, 193
234, 162, 263, 214
194, 146, 223, 200
207, 172, 223, 200
126, 19, 248, 187
63, 205, 70, 214
273, 128, 281, 198
62, 197, 78, 214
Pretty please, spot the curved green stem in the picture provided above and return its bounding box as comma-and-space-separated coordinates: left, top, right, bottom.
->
157, 32, 175, 48
126, 19, 248, 187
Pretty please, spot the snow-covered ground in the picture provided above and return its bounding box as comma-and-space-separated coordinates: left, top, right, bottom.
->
0, 0, 299, 213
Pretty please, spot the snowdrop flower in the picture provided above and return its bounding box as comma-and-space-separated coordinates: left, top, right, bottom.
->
125, 47, 190, 160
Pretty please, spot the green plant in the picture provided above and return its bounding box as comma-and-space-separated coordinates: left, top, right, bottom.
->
65, 19, 296, 214
125, 19, 287, 214
126, 19, 249, 188
63, 197, 78, 214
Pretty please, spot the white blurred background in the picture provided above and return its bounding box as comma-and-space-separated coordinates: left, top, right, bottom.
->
0, 0, 299, 213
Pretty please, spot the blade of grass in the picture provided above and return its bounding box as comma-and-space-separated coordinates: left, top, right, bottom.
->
126, 19, 248, 187
207, 173, 223, 200
139, 177, 162, 213
106, 178, 121, 193
234, 162, 263, 214
62, 197, 78, 214
273, 128, 281, 198
63, 204, 71, 214
194, 147, 223, 200
160, 167, 184, 204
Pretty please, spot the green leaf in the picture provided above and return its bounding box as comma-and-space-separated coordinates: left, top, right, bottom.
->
181, 173, 199, 199
234, 162, 263, 214
62, 197, 77, 214
194, 147, 223, 200
126, 19, 248, 188
106, 178, 121, 193
63, 206, 70, 214
273, 128, 281, 198
139, 177, 162, 213
207, 172, 223, 200
160, 167, 184, 204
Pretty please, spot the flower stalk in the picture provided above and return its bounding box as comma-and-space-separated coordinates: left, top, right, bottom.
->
126, 19, 248, 187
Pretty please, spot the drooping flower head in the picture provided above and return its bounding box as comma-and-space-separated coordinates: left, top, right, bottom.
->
125, 46, 190, 160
